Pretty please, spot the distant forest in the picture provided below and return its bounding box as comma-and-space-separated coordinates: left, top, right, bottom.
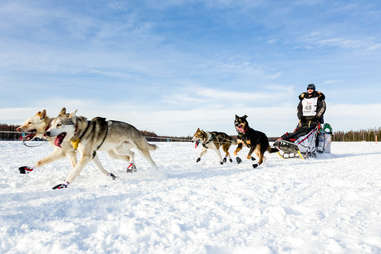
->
0, 123, 379, 142
332, 128, 380, 142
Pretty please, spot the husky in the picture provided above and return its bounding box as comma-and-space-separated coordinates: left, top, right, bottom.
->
234, 115, 278, 168
192, 128, 236, 164
16, 108, 115, 180
45, 110, 158, 189
16, 108, 78, 174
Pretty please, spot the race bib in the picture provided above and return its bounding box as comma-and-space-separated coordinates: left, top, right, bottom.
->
302, 97, 318, 116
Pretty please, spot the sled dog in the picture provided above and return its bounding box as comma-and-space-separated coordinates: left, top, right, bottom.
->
45, 110, 158, 188
234, 115, 278, 168
192, 128, 236, 164
16, 108, 78, 173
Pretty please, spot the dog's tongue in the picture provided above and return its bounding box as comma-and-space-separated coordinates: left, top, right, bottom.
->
25, 133, 35, 141
236, 126, 246, 134
54, 136, 62, 147
54, 134, 65, 147
195, 140, 200, 149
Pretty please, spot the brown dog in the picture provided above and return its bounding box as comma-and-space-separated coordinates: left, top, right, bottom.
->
192, 128, 236, 164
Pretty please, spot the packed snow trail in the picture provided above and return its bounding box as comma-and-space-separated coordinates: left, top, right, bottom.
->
0, 142, 380, 253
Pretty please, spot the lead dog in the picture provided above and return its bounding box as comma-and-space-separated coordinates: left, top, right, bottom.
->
192, 128, 236, 164
45, 110, 158, 189
234, 115, 278, 168
17, 108, 78, 174
17, 108, 116, 181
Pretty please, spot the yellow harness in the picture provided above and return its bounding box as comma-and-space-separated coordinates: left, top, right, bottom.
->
71, 138, 80, 150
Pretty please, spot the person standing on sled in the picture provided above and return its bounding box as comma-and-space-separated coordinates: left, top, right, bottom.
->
278, 83, 326, 141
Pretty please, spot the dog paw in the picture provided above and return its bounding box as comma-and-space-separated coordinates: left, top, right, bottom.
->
229, 158, 233, 163
109, 173, 117, 180
220, 161, 223, 165
127, 163, 137, 173
236, 157, 242, 164
252, 163, 259, 168
19, 166, 34, 174
251, 157, 256, 161
223, 157, 227, 163
196, 157, 201, 163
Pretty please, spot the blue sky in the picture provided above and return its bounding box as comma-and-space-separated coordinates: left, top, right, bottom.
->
1, 0, 381, 136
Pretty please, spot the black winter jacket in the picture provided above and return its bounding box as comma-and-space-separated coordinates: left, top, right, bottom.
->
297, 91, 326, 124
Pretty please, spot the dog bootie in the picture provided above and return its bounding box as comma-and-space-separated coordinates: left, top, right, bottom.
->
236, 157, 242, 164
252, 163, 259, 168
52, 182, 69, 190
127, 163, 137, 173
19, 166, 34, 174
109, 173, 117, 180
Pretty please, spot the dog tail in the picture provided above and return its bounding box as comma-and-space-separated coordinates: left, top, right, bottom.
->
267, 147, 279, 153
147, 143, 158, 151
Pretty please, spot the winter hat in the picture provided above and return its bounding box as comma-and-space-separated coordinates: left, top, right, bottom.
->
307, 83, 316, 91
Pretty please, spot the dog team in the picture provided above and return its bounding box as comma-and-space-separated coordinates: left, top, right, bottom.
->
16, 108, 277, 189
15, 84, 326, 189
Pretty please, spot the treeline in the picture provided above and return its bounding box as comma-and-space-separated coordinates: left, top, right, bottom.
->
0, 124, 20, 140
140, 130, 191, 142
333, 128, 380, 142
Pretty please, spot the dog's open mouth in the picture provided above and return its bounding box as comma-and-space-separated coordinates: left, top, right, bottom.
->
235, 125, 246, 134
24, 129, 37, 141
54, 133, 67, 147
194, 140, 200, 149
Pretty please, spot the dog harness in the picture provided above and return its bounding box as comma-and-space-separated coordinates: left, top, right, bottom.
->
202, 132, 215, 148
71, 119, 110, 159
71, 120, 91, 150
92, 122, 109, 158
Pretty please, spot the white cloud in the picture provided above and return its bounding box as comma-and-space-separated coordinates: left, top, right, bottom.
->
163, 85, 295, 107
326, 104, 381, 131
321, 80, 342, 85
302, 32, 381, 51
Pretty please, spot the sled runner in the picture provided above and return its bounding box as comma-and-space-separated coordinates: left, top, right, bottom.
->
275, 140, 305, 159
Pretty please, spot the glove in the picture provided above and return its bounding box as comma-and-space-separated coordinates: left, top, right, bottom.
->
19, 166, 34, 174
52, 182, 69, 190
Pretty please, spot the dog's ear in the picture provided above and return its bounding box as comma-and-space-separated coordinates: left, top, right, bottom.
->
243, 115, 248, 119
36, 111, 42, 118
197, 128, 200, 131
69, 109, 78, 118
40, 109, 47, 119
235, 114, 239, 119
59, 107, 67, 116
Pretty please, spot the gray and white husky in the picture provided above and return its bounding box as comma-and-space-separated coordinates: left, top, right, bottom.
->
45, 110, 158, 189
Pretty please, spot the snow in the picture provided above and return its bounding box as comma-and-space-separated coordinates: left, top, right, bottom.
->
0, 141, 380, 253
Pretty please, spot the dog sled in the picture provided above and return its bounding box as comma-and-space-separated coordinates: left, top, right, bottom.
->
274, 123, 332, 159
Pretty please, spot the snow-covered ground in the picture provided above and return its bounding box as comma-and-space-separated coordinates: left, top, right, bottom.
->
0, 141, 380, 254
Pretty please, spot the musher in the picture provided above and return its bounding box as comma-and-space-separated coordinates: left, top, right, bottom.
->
277, 83, 326, 142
